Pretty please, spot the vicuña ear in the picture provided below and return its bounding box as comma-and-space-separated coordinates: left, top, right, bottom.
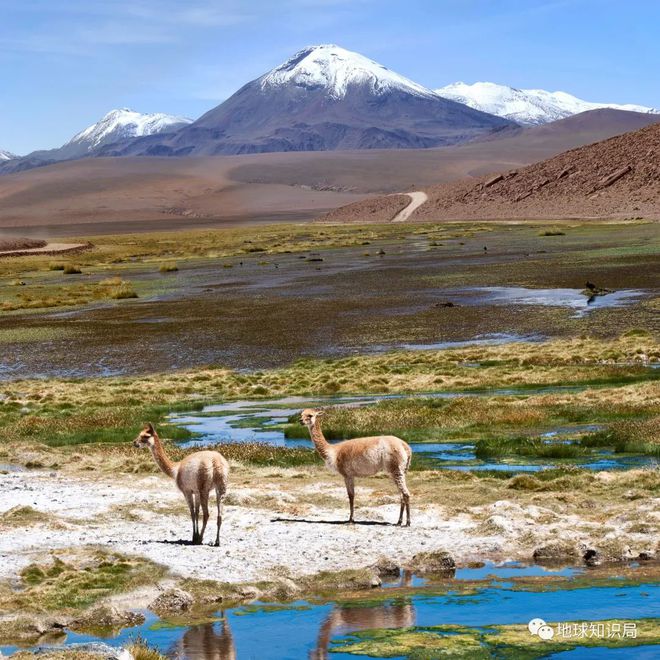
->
316, 410, 325, 417
144, 422, 155, 433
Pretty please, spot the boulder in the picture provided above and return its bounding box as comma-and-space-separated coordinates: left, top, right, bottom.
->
70, 605, 144, 632
148, 587, 194, 615
532, 541, 580, 564
407, 550, 456, 575
372, 556, 401, 579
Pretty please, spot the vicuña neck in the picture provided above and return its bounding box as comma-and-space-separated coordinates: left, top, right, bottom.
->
149, 434, 176, 478
309, 421, 334, 462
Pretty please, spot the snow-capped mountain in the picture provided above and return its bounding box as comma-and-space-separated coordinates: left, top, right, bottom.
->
107, 44, 512, 156
16, 109, 192, 165
435, 82, 660, 125
67, 108, 192, 152
259, 44, 438, 101
0, 149, 17, 161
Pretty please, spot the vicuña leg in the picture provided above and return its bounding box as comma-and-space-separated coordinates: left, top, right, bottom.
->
393, 471, 411, 527
185, 491, 198, 544
199, 491, 210, 544
214, 486, 225, 547
344, 475, 355, 523
193, 492, 202, 544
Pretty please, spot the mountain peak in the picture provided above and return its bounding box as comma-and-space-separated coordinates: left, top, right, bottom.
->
259, 44, 437, 100
68, 109, 193, 151
0, 149, 18, 161
435, 81, 660, 125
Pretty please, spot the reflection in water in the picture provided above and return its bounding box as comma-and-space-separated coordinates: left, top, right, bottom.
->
169, 617, 236, 660
313, 599, 415, 659
311, 572, 416, 658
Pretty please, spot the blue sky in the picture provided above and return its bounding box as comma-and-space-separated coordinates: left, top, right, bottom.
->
1, 0, 659, 154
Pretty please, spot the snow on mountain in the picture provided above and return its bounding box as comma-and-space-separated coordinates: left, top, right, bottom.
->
108, 44, 512, 156
0, 149, 18, 161
67, 108, 192, 151
435, 82, 660, 125
259, 44, 438, 100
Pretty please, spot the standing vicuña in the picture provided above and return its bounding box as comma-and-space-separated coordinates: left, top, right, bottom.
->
300, 409, 412, 526
133, 423, 229, 545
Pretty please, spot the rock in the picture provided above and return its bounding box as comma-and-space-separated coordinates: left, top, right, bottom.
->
532, 541, 580, 563
638, 551, 655, 561
372, 557, 401, 578
0, 615, 69, 644
234, 584, 262, 601
148, 587, 194, 615
70, 605, 144, 631
583, 548, 602, 566
591, 165, 632, 192
484, 174, 504, 188
434, 301, 456, 308
407, 550, 456, 575
267, 578, 302, 601
589, 539, 635, 563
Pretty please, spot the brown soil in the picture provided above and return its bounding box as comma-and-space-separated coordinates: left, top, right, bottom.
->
0, 241, 92, 258
322, 194, 409, 223
0, 238, 46, 251
323, 122, 660, 222
2, 109, 656, 235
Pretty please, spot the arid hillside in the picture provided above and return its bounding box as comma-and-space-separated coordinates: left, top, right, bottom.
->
323, 121, 660, 222
1, 109, 657, 235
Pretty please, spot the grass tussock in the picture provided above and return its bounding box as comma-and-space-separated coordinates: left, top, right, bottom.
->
126, 638, 168, 660
0, 505, 52, 528
62, 264, 82, 275
159, 262, 179, 273
475, 436, 590, 460
0, 549, 166, 614
581, 417, 660, 457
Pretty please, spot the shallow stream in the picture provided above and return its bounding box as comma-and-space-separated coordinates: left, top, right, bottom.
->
2, 562, 657, 658
169, 393, 658, 472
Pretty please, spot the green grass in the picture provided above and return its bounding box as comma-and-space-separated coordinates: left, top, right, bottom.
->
475, 436, 590, 460
580, 418, 660, 457
62, 264, 82, 275
1, 550, 165, 613
332, 619, 660, 659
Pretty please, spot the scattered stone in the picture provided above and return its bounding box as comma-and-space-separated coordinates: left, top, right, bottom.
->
372, 556, 401, 578
266, 577, 301, 601
484, 174, 504, 188
591, 165, 632, 193
234, 585, 262, 601
70, 605, 144, 632
148, 587, 193, 615
407, 549, 456, 575
532, 541, 580, 563
434, 301, 456, 308
583, 548, 602, 566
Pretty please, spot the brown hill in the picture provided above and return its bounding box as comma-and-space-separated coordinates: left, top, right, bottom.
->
324, 120, 660, 222
2, 109, 657, 235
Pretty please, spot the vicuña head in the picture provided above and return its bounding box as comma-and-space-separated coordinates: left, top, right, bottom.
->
134, 422, 157, 448
300, 408, 324, 427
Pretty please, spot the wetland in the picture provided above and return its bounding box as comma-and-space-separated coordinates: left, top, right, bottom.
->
0, 218, 657, 658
